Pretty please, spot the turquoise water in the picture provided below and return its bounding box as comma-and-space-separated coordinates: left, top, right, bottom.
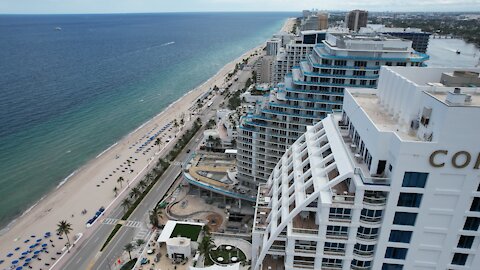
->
0, 13, 295, 227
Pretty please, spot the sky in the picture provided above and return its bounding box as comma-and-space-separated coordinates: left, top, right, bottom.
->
1, 0, 480, 14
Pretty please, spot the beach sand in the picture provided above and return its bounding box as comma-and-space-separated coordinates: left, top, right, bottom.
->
0, 17, 296, 269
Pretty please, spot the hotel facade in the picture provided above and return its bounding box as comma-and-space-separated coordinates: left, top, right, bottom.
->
237, 33, 428, 188
251, 67, 480, 270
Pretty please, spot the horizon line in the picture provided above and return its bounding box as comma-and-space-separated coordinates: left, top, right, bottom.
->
1, 10, 480, 15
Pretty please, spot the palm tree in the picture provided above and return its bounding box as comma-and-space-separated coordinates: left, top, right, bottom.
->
198, 234, 215, 257
129, 187, 142, 199
56, 220, 73, 252
136, 239, 145, 248
124, 243, 134, 260
113, 186, 119, 197
149, 210, 159, 228
117, 176, 125, 188
173, 119, 179, 131
154, 137, 161, 146
121, 198, 131, 213
138, 180, 148, 191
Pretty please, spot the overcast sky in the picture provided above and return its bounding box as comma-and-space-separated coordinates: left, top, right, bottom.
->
1, 0, 480, 14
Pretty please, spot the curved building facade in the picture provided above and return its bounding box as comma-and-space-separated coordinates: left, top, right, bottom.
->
237, 33, 429, 189
252, 67, 480, 270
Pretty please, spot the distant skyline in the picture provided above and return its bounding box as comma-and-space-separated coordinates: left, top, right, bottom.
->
1, 0, 480, 14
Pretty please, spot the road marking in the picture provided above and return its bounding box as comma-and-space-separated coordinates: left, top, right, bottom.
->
102, 218, 119, 225
124, 220, 143, 228
95, 228, 130, 270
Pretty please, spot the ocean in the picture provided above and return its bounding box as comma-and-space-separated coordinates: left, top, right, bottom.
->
0, 12, 295, 228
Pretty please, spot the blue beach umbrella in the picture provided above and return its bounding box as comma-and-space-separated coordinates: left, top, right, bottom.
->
21, 252, 28, 256
16, 266, 23, 270
29, 245, 36, 249
41, 244, 47, 247
33, 251, 41, 255
7, 253, 13, 257
23, 240, 29, 243
36, 239, 42, 243
11, 259, 19, 264
0, 259, 4, 264
23, 263, 29, 266
30, 235, 35, 238
15, 247, 20, 251
25, 258, 31, 263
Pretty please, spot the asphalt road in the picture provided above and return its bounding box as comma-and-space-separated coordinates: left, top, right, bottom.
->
60, 61, 255, 270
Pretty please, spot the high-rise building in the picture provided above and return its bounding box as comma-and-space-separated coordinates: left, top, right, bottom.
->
359, 25, 431, 53
237, 33, 428, 188
272, 29, 348, 85
251, 67, 480, 270
266, 38, 282, 56
255, 56, 274, 84
345, 10, 368, 32
300, 13, 329, 31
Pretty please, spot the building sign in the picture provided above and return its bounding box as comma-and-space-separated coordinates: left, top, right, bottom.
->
429, 150, 480, 169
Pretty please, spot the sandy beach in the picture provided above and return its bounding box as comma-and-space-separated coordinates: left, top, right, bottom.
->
0, 18, 295, 270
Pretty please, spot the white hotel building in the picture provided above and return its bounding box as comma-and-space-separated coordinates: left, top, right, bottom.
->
237, 33, 428, 188
251, 67, 480, 270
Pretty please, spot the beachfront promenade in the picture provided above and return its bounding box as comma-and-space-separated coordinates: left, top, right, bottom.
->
58, 48, 259, 270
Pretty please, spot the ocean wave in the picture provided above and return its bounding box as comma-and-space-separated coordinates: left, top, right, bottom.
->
95, 142, 118, 158
56, 170, 78, 189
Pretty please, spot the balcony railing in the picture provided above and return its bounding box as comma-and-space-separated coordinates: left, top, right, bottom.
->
292, 228, 319, 235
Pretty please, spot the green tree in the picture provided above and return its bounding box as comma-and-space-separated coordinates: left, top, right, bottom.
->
129, 187, 142, 199
56, 220, 73, 252
198, 234, 215, 257
124, 243, 135, 260
121, 198, 132, 213
136, 239, 146, 248
117, 176, 125, 188
138, 180, 148, 191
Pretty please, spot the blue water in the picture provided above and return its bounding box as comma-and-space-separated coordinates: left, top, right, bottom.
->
0, 13, 296, 227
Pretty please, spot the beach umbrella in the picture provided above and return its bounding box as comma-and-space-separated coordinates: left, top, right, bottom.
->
41, 244, 47, 248
7, 253, 13, 257
29, 245, 36, 249
36, 239, 42, 243
11, 259, 19, 264
23, 240, 29, 243
25, 258, 31, 263
23, 262, 29, 267
30, 235, 35, 238
33, 251, 41, 255
21, 252, 28, 256
15, 247, 20, 251
0, 259, 4, 264
16, 266, 23, 270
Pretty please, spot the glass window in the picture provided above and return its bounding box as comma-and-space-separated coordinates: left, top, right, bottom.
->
464, 217, 480, 231
402, 172, 428, 188
393, 212, 417, 226
397, 193, 423, 208
457, 235, 475, 249
389, 230, 413, 243
385, 247, 408, 260
382, 263, 403, 270
470, 197, 480, 212
451, 253, 468, 265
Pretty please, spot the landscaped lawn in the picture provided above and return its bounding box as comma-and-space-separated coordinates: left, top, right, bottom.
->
170, 224, 202, 241
209, 245, 246, 265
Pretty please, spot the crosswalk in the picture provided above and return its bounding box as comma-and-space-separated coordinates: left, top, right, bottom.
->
124, 220, 143, 228
102, 218, 143, 229
102, 218, 119, 225
133, 228, 149, 242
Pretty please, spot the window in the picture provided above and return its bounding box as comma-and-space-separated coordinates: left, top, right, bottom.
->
397, 193, 423, 208
464, 217, 480, 231
470, 197, 480, 212
393, 212, 417, 226
382, 263, 403, 270
457, 235, 475, 249
385, 247, 408, 260
402, 172, 428, 188
451, 253, 468, 266
389, 230, 413, 243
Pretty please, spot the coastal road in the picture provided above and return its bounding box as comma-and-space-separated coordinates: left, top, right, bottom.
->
61, 89, 226, 270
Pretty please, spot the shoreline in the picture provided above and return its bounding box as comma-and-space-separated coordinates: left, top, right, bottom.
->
0, 18, 295, 265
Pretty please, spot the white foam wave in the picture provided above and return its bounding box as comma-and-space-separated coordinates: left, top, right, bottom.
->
95, 142, 118, 158
161, 41, 175, 46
